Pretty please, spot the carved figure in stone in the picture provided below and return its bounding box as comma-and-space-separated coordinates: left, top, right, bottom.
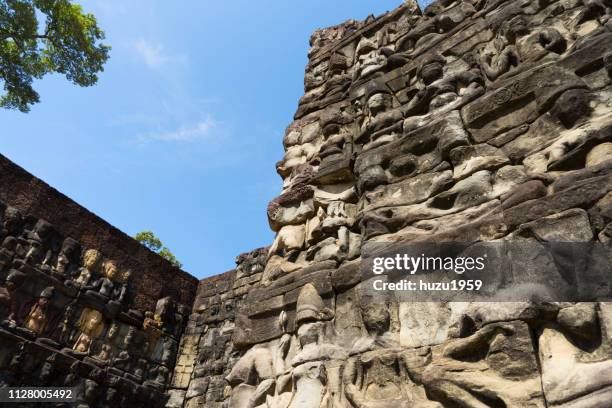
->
322, 52, 352, 99
149, 363, 170, 386
304, 60, 328, 92
305, 201, 360, 263
37, 354, 55, 385
94, 344, 112, 364
225, 310, 292, 405
0, 342, 25, 386
305, 207, 326, 247
479, 16, 566, 83
316, 109, 355, 183
353, 35, 387, 80
72, 248, 102, 288
575, 0, 612, 26
479, 16, 528, 81
319, 130, 349, 163
24, 286, 54, 335
23, 219, 53, 268
0, 207, 21, 274
395, 1, 475, 57
160, 336, 178, 366
53, 237, 80, 277
291, 316, 340, 368
87, 259, 120, 301
357, 80, 403, 150
287, 284, 345, 408
112, 326, 137, 372
134, 357, 149, 381
419, 322, 545, 407
538, 303, 612, 407
277, 143, 319, 179
236, 247, 268, 280
323, 201, 354, 233
226, 284, 343, 408
115, 268, 131, 306
0, 206, 23, 242
83, 378, 100, 406
350, 301, 398, 355
154, 296, 176, 333
1, 269, 26, 325
0, 234, 17, 276
72, 308, 104, 354
107, 322, 120, 345
418, 55, 484, 122
267, 183, 315, 233
399, 53, 445, 119
341, 297, 439, 408
515, 26, 566, 64
104, 387, 120, 406
343, 347, 441, 408
225, 342, 283, 408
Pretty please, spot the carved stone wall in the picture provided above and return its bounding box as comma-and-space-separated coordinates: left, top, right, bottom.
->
0, 155, 198, 407
1, 0, 612, 407
173, 0, 612, 407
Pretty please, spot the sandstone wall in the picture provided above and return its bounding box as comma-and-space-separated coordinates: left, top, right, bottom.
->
1, 0, 612, 407
0, 155, 198, 406
173, 0, 612, 407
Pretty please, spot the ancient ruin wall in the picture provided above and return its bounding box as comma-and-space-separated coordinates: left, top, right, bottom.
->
0, 154, 198, 406
1, 0, 612, 407
0, 154, 198, 311
173, 0, 612, 407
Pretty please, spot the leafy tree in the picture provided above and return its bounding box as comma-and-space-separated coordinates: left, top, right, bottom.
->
134, 231, 183, 269
0, 0, 110, 112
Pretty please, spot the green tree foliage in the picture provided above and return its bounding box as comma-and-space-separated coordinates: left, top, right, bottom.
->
0, 0, 110, 112
134, 231, 183, 269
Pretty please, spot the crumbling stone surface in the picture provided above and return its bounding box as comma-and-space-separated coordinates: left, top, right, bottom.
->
180, 0, 612, 406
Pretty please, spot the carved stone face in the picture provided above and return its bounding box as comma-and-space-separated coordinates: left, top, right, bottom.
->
83, 249, 102, 270
297, 322, 321, 347
84, 379, 98, 400
3, 207, 22, 234
84, 311, 103, 332
32, 219, 52, 239
121, 269, 131, 284
39, 362, 53, 382
104, 261, 119, 280
108, 323, 120, 340
305, 60, 329, 91
356, 37, 386, 79
367, 93, 391, 116
97, 344, 111, 361
60, 238, 79, 257
505, 16, 529, 43
362, 304, 390, 336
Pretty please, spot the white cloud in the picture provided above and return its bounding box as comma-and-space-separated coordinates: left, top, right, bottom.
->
140, 116, 218, 143
133, 39, 186, 68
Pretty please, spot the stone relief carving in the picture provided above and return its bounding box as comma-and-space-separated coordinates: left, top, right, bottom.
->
185, 0, 612, 406
1, 0, 612, 407
0, 198, 189, 407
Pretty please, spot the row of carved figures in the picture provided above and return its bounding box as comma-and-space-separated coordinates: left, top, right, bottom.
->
0, 203, 188, 394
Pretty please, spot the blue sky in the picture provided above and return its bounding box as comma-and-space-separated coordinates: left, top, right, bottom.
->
1, 1, 431, 279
